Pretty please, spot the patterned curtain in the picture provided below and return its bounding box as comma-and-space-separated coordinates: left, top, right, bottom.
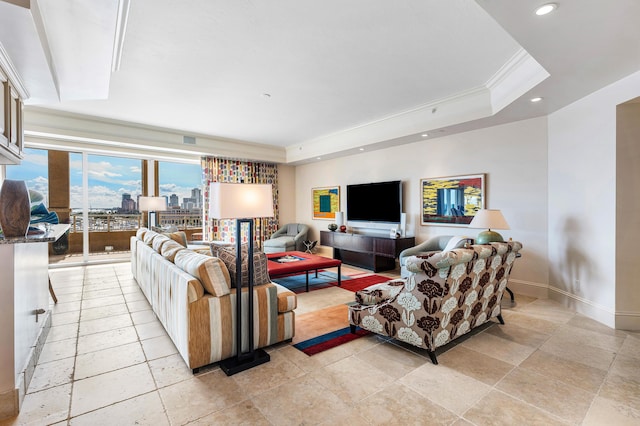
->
201, 157, 279, 249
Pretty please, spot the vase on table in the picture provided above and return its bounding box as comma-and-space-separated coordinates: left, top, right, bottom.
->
0, 179, 31, 238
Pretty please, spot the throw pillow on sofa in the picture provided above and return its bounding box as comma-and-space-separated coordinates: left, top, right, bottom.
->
162, 231, 188, 247
143, 229, 160, 245
160, 239, 186, 262
136, 227, 148, 240
174, 249, 231, 297
217, 245, 271, 288
152, 234, 172, 252
209, 242, 235, 257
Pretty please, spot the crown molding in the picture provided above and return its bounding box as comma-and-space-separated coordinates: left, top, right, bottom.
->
0, 41, 30, 99
286, 85, 492, 163
486, 48, 550, 113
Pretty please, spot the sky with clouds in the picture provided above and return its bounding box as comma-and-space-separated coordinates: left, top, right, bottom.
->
6, 148, 201, 210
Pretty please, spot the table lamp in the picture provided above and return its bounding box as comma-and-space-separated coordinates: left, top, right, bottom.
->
209, 182, 274, 375
468, 209, 510, 244
138, 196, 167, 229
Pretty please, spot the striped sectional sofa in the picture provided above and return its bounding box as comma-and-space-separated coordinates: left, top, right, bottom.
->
131, 228, 296, 372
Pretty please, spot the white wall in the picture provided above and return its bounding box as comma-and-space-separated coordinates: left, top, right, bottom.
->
295, 117, 549, 293
548, 70, 640, 328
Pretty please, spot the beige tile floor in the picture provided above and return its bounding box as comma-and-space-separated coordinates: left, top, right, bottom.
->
2, 263, 640, 425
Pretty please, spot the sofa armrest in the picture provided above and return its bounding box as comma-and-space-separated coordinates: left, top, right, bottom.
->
272, 282, 297, 312
355, 279, 406, 305
399, 241, 443, 265
293, 225, 309, 241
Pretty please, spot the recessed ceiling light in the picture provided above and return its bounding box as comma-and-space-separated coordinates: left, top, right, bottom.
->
359, 148, 364, 151
535, 3, 557, 15
421, 133, 429, 138
530, 97, 543, 103
316, 157, 321, 160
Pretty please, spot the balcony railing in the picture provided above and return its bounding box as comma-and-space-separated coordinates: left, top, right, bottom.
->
69, 212, 202, 233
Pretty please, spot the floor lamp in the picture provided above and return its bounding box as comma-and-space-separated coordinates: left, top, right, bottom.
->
209, 182, 274, 375
139, 196, 167, 229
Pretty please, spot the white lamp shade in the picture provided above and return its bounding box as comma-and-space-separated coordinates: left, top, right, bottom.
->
468, 209, 510, 230
334, 211, 343, 226
138, 196, 167, 211
209, 182, 274, 219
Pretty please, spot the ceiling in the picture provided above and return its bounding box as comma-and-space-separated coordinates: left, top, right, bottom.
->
1, 0, 639, 164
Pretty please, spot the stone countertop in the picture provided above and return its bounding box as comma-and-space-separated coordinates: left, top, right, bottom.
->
0, 224, 70, 244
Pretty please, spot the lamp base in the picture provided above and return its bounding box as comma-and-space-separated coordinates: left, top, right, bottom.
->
476, 230, 504, 244
220, 348, 270, 376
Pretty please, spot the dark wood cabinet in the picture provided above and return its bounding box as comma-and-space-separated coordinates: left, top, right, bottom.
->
320, 231, 415, 272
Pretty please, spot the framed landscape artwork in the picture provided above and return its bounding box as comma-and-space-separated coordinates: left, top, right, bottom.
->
420, 174, 485, 226
312, 186, 340, 220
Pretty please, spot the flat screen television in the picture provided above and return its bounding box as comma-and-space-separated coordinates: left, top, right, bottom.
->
346, 180, 402, 223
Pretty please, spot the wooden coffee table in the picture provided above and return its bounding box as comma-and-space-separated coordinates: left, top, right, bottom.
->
266, 251, 342, 292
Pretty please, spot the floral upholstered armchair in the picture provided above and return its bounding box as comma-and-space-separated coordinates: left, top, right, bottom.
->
349, 241, 522, 364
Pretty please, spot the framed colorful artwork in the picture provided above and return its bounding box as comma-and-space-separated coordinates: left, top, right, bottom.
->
420, 174, 485, 226
312, 186, 340, 220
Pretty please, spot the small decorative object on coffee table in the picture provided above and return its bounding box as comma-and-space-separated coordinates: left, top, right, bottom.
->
328, 223, 338, 231
339, 225, 347, 233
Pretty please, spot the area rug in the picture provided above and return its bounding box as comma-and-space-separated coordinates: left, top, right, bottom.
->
284, 269, 397, 355
293, 326, 370, 356
273, 270, 390, 294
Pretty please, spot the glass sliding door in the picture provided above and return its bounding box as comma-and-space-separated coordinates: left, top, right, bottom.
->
6, 147, 146, 265
85, 154, 142, 260
157, 161, 202, 236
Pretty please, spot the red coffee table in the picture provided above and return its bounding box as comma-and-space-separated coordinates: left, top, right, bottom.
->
267, 251, 342, 292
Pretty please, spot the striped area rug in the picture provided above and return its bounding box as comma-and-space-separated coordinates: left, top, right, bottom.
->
274, 270, 390, 294
286, 269, 395, 355
293, 326, 370, 356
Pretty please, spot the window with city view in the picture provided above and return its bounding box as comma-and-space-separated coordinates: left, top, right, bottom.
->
71, 154, 143, 239
5, 147, 49, 200
5, 150, 202, 262
158, 161, 203, 229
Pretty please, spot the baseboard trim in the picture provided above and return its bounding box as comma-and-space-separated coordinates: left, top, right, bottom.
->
499, 279, 640, 331
507, 278, 548, 299
548, 285, 617, 329
614, 310, 640, 331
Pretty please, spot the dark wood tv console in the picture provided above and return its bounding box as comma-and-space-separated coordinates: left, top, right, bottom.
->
320, 231, 415, 272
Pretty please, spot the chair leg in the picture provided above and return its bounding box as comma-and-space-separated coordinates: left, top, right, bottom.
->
350, 324, 356, 334
426, 350, 438, 365
497, 314, 505, 325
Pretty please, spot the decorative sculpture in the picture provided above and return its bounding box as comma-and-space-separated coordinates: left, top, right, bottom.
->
0, 179, 31, 238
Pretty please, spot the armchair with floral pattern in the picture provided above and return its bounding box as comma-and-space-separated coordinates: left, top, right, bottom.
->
348, 241, 522, 364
